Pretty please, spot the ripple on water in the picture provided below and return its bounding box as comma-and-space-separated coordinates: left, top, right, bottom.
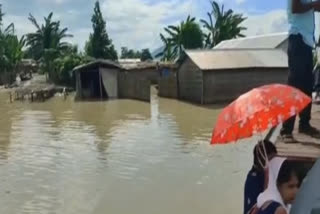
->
0, 93, 254, 214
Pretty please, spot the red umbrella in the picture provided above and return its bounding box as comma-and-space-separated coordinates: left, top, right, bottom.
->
211, 84, 312, 144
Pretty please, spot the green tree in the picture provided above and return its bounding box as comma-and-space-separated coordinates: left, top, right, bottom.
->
26, 13, 72, 60
0, 5, 7, 71
155, 35, 175, 62
3, 34, 26, 72
26, 12, 73, 79
120, 47, 129, 58
120, 47, 142, 59
53, 51, 80, 86
140, 48, 153, 61
0, 5, 25, 74
52, 45, 93, 86
85, 1, 117, 60
0, 4, 3, 28
201, 1, 247, 48
157, 16, 203, 61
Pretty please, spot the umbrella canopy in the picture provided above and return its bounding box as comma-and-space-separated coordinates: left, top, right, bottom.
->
211, 84, 311, 144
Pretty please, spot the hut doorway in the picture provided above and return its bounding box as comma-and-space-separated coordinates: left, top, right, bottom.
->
80, 70, 108, 100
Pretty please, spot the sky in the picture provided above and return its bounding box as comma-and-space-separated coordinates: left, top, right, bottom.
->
1, 0, 291, 53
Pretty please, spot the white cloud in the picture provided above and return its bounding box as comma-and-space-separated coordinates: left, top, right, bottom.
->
35, 0, 68, 4
242, 9, 288, 36
3, 15, 34, 38
235, 0, 247, 5
3, 12, 68, 37
67, 28, 91, 50
2, 1, 294, 54
3, 12, 87, 50
4, 0, 198, 53
100, 0, 197, 52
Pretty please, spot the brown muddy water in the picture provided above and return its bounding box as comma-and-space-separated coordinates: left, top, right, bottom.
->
0, 89, 254, 214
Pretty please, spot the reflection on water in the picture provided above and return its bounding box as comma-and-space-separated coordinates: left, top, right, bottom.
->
0, 89, 254, 214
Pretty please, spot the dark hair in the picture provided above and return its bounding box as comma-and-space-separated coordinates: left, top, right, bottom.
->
277, 160, 298, 186
253, 140, 277, 170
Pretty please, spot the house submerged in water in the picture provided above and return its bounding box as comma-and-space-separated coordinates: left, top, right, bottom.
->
73, 33, 289, 104
74, 60, 121, 100
176, 33, 290, 104
73, 59, 175, 102
178, 48, 289, 104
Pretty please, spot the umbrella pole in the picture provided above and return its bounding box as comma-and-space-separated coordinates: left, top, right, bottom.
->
264, 126, 277, 142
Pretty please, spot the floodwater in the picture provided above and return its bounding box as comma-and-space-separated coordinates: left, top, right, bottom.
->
0, 89, 254, 214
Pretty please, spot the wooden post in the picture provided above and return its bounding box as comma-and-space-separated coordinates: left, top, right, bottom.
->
201, 71, 204, 105
99, 70, 103, 100
31, 91, 34, 102
63, 87, 67, 100
9, 92, 13, 103
78, 71, 82, 99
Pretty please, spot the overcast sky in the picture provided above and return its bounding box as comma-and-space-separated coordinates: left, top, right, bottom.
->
1, 0, 292, 52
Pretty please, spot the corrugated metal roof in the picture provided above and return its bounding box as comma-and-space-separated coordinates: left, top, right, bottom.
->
73, 59, 177, 72
185, 49, 288, 71
118, 58, 141, 64
73, 59, 122, 71
122, 61, 177, 71
214, 33, 288, 49
121, 62, 156, 70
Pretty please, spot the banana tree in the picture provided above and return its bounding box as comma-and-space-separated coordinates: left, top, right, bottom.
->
158, 15, 203, 61
155, 34, 175, 62
3, 34, 26, 73
201, 1, 247, 48
0, 5, 25, 74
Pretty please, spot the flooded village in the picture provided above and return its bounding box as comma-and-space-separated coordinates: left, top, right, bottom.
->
1, 0, 320, 214
7, 34, 290, 104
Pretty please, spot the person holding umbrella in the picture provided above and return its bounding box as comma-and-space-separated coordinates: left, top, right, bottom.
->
211, 84, 312, 213
280, 0, 320, 142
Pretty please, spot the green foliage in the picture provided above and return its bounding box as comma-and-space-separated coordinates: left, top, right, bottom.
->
157, 16, 203, 61
2, 35, 26, 72
120, 47, 153, 61
53, 53, 79, 85
52, 46, 92, 86
201, 0, 247, 48
121, 47, 141, 59
140, 49, 153, 61
85, 1, 118, 60
0, 4, 3, 27
157, 1, 247, 61
0, 4, 25, 74
25, 12, 74, 82
26, 12, 72, 61
1, 0, 248, 85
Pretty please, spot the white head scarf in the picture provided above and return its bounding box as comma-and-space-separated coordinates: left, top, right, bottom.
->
257, 157, 290, 213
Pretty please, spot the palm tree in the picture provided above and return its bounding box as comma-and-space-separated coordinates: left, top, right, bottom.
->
201, 1, 247, 48
0, 5, 11, 71
26, 12, 73, 79
26, 13, 72, 60
0, 5, 25, 74
157, 16, 203, 61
